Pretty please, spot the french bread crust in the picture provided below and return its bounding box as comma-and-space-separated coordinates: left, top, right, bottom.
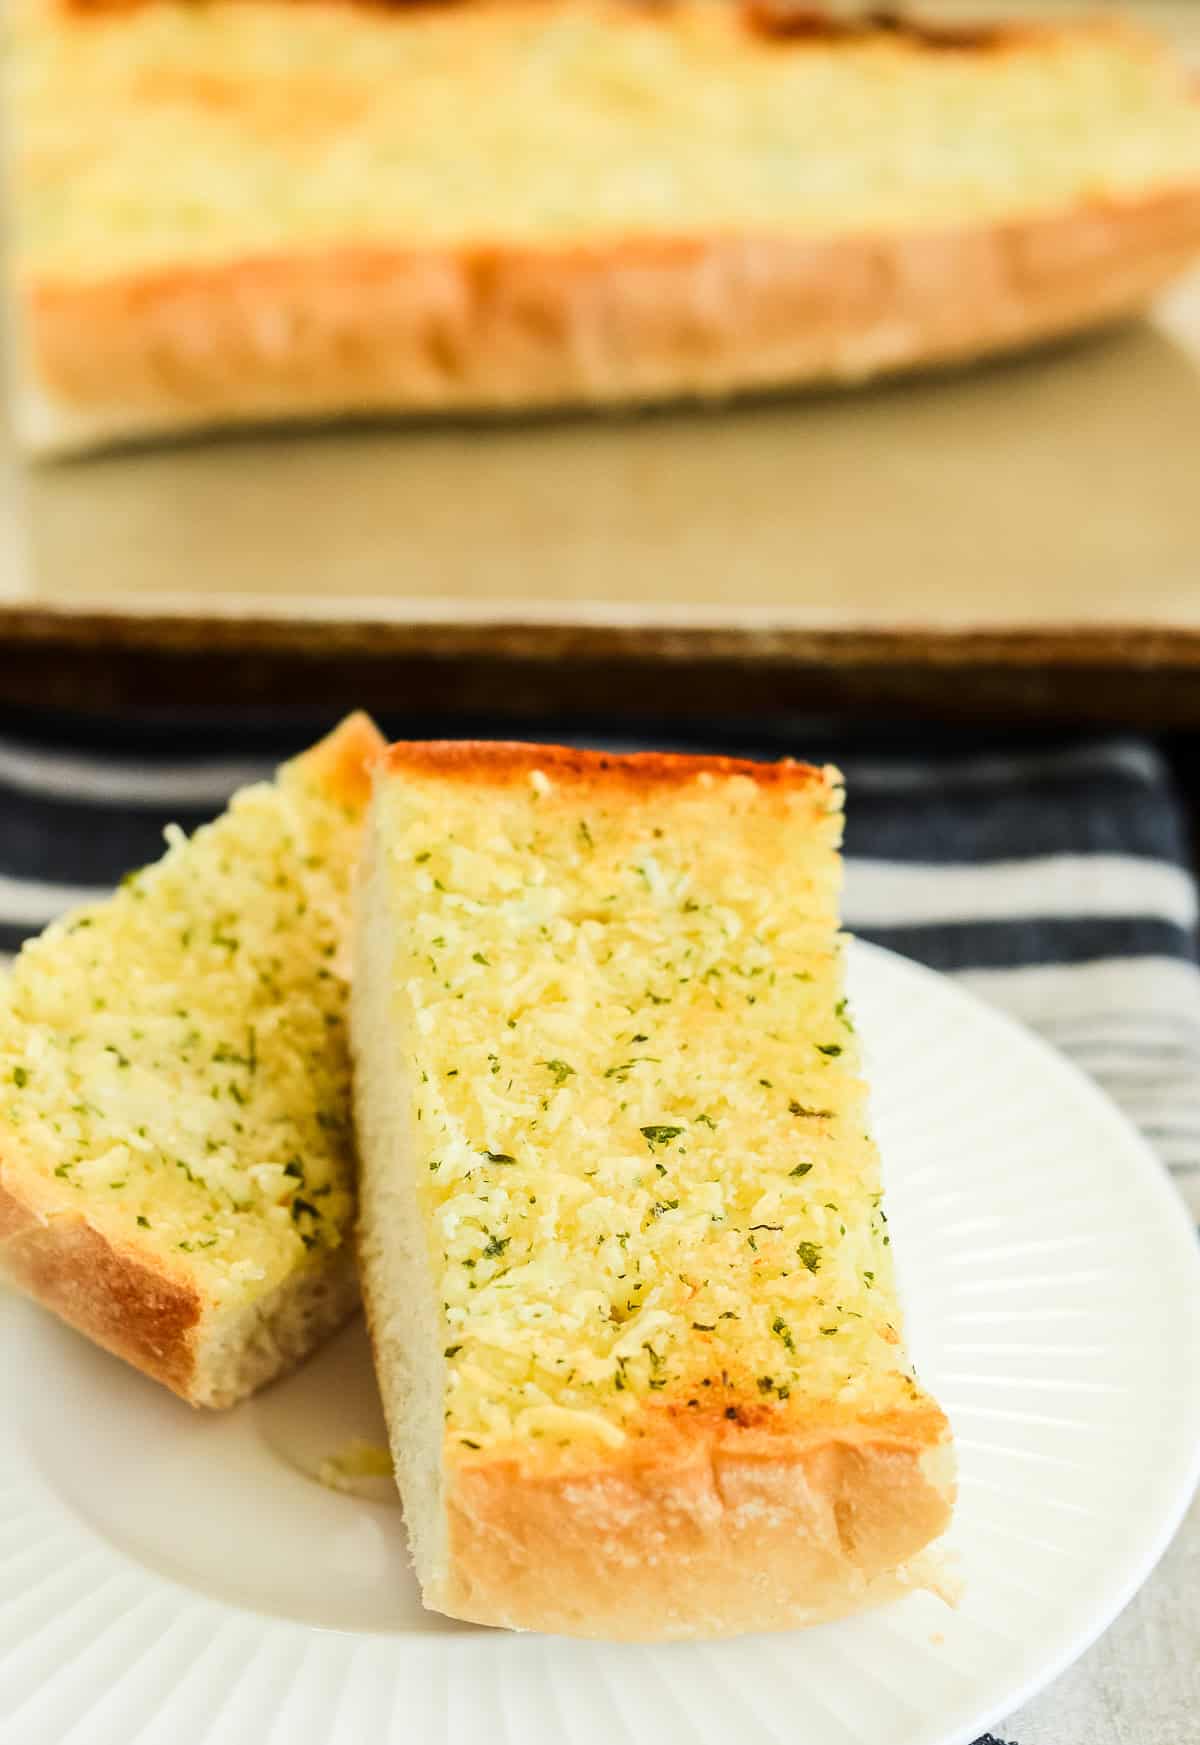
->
381, 739, 831, 790
299, 709, 387, 812
440, 1407, 952, 1640
0, 1166, 362, 1406
0, 713, 383, 1407
20, 188, 1200, 452
357, 1255, 953, 1640
0, 1169, 203, 1396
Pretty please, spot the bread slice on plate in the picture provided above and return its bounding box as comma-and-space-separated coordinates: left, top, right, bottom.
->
352, 742, 955, 1640
7, 1, 1200, 451
0, 712, 385, 1408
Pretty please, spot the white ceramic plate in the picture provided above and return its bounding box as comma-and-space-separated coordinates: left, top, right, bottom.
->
1, 941, 1198, 1745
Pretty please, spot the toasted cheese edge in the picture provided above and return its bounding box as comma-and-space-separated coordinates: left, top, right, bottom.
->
352, 741, 955, 1638
0, 712, 385, 1408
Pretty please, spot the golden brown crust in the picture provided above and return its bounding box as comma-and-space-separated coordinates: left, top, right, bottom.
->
440, 1400, 954, 1638
381, 738, 831, 790
22, 188, 1200, 449
293, 710, 387, 808
357, 1227, 951, 1641
0, 1173, 203, 1397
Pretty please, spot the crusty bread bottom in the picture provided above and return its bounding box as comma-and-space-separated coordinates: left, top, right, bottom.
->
20, 191, 1200, 454
0, 1173, 360, 1408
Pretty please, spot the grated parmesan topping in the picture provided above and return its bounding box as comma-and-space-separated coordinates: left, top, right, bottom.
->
378, 760, 926, 1451
0, 754, 366, 1303
12, 3, 1200, 280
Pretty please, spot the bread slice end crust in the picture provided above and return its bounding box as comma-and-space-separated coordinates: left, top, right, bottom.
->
0, 1168, 204, 1398
436, 1406, 954, 1639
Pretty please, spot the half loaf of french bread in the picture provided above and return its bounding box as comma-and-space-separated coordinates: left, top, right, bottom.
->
9, 2, 1200, 449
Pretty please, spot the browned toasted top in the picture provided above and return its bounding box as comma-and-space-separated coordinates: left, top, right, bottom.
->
456, 1393, 951, 1479
380, 739, 832, 792
53, 0, 1032, 56
742, 4, 1022, 53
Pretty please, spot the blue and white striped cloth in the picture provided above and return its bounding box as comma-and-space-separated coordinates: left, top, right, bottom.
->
2, 715, 1195, 1211
0, 710, 1196, 1743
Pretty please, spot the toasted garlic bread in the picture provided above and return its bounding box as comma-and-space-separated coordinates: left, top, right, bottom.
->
0, 712, 385, 1408
8, 1, 1200, 450
352, 742, 954, 1640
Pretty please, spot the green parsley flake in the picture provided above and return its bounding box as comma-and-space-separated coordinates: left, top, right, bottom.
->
640, 1125, 684, 1150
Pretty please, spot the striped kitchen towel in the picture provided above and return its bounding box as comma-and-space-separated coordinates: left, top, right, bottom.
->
5, 716, 1191, 1210
0, 709, 1196, 1745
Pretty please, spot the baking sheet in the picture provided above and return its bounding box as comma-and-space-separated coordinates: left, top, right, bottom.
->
2, 2, 1200, 693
